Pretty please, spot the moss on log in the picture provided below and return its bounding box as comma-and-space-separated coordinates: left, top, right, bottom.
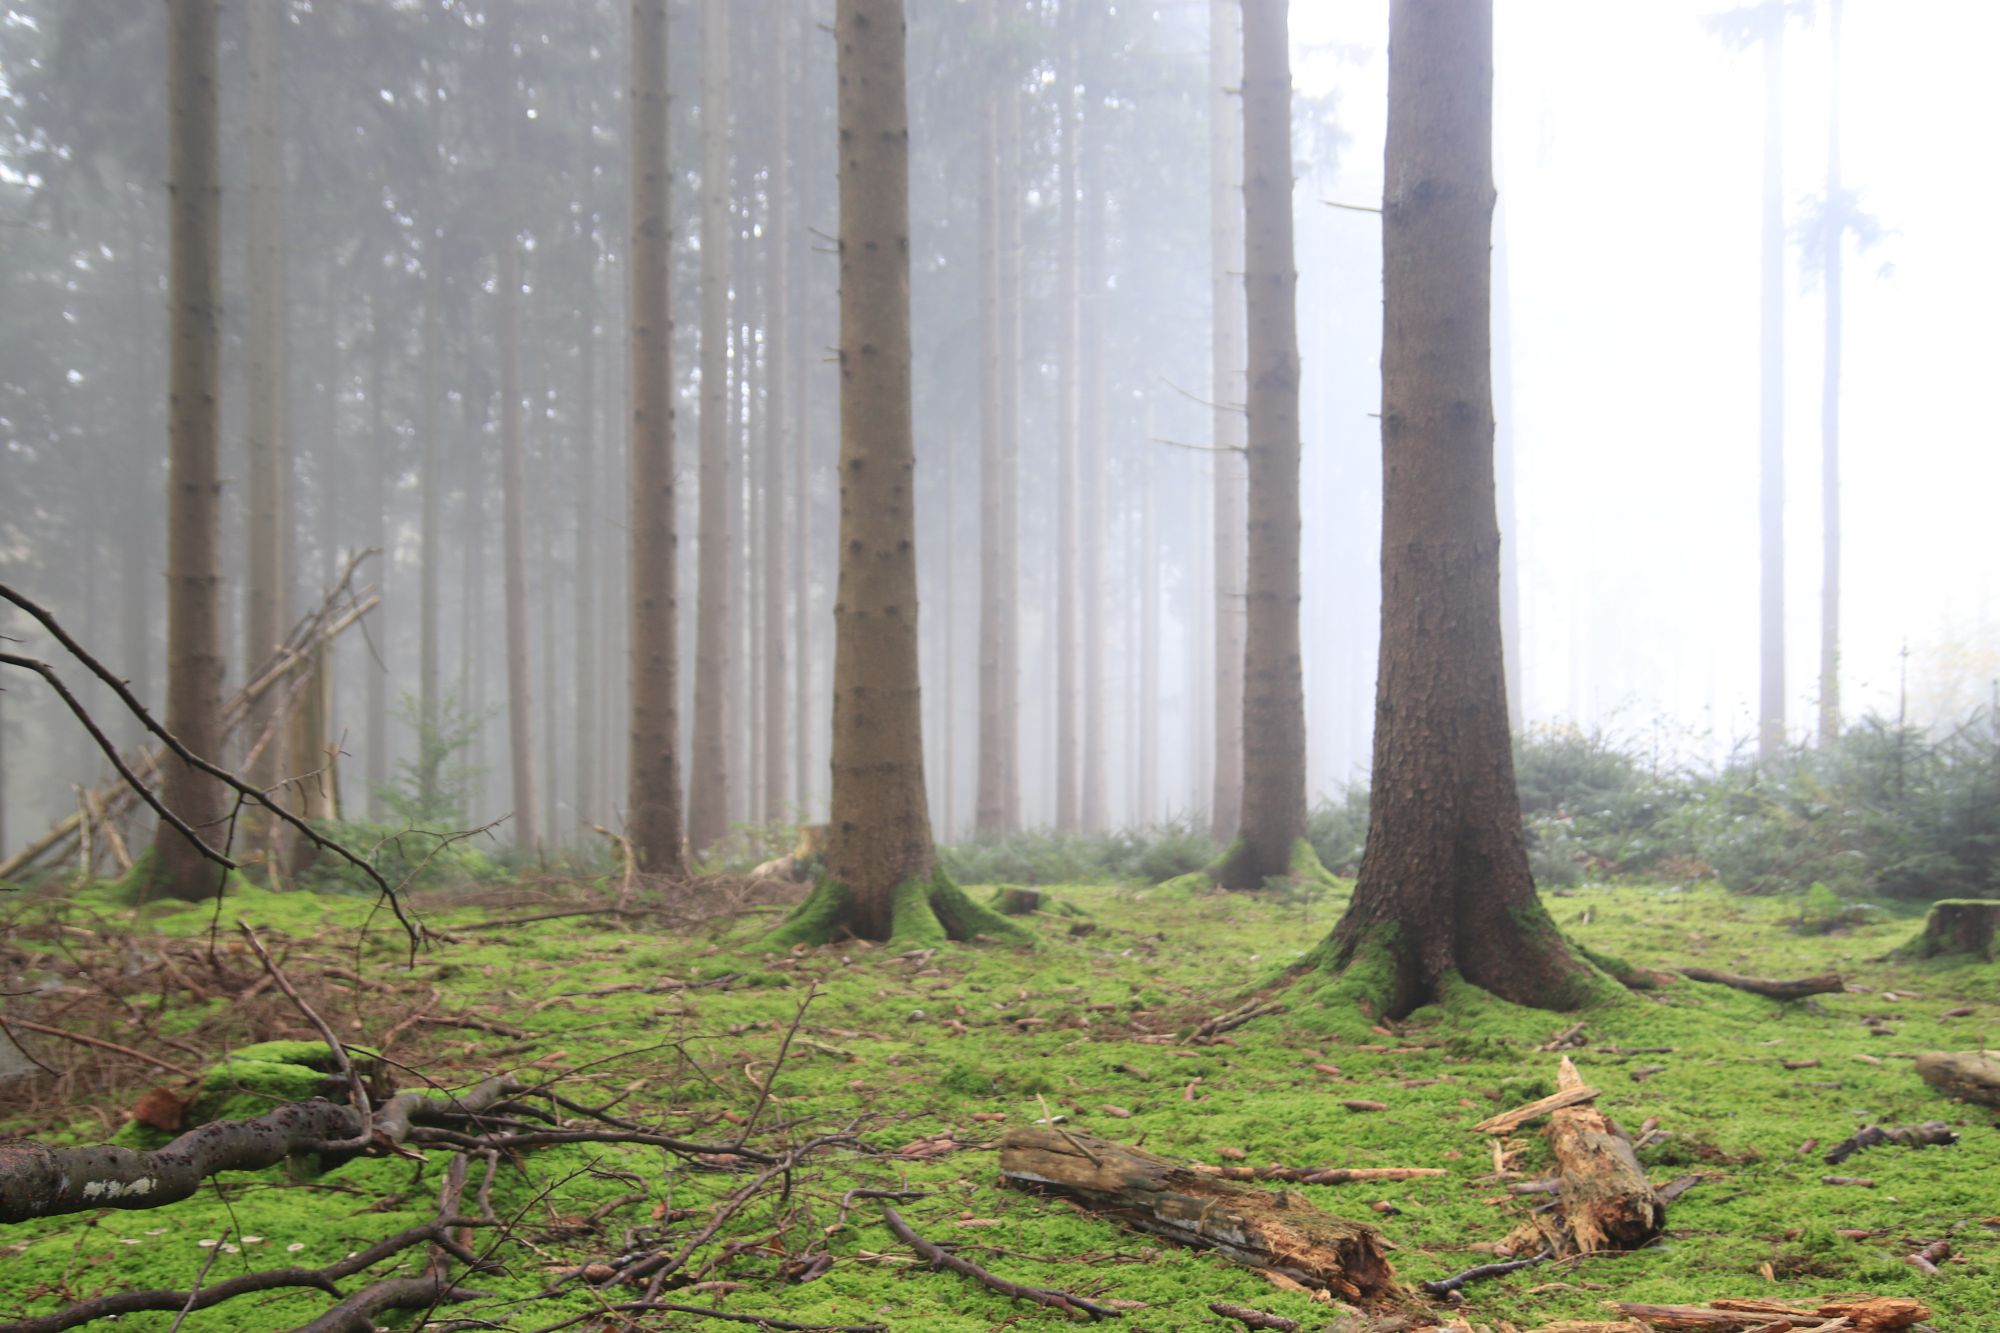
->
1904, 899, 1999, 961
1914, 1049, 2000, 1108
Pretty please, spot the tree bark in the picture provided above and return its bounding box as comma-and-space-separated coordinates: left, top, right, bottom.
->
1545, 1055, 1665, 1254
365, 295, 389, 821
153, 0, 227, 900
1213, 0, 1306, 889
1053, 0, 1080, 835
1313, 0, 1594, 1016
1758, 0, 1786, 760
1907, 900, 1999, 961
626, 0, 686, 878
687, 0, 733, 859
1208, 0, 1247, 844
762, 0, 792, 823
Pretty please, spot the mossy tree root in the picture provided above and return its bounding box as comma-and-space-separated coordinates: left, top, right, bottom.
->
768, 870, 1031, 948
1209, 838, 1338, 894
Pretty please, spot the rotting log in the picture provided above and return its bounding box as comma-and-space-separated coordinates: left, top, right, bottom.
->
1677, 968, 1844, 1001
1913, 1049, 2000, 1108
1545, 1055, 1664, 1254
996, 1127, 1398, 1302
1613, 1295, 1928, 1331
1904, 898, 1999, 960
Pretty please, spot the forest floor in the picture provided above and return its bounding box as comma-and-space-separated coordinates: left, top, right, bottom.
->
0, 870, 1995, 1331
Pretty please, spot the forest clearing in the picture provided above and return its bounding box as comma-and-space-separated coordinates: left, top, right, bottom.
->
0, 872, 1994, 1331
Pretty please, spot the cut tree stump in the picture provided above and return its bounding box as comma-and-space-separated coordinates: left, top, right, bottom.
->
996, 1127, 1399, 1302
1904, 899, 2000, 960
1544, 1055, 1665, 1254
1676, 968, 1844, 1000
991, 887, 1045, 916
1914, 1049, 2000, 1108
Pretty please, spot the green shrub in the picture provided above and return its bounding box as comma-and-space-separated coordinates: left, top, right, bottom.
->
1304, 784, 1371, 876
293, 820, 509, 896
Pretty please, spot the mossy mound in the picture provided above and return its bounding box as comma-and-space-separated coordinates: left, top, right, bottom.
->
768, 868, 1031, 948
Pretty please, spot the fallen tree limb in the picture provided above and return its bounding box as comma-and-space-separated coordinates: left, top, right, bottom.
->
997, 1127, 1398, 1302
289, 1267, 487, 1333
883, 1204, 1119, 1321
531, 1303, 885, 1333
1823, 1120, 1957, 1165
1611, 1295, 1927, 1331
1472, 1081, 1600, 1135
1189, 1164, 1445, 1185
1676, 968, 1844, 1001
1207, 1302, 1299, 1332
1546, 1054, 1665, 1254
1913, 1049, 2000, 1108
1419, 1248, 1550, 1297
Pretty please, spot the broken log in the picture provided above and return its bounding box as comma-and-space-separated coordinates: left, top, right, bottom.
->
996, 1127, 1398, 1302
1902, 898, 1999, 961
1546, 1055, 1664, 1254
1189, 1164, 1444, 1185
1913, 1049, 2000, 1108
1612, 1296, 1928, 1331
1676, 968, 1844, 1001
1472, 1081, 1600, 1134
1822, 1120, 1957, 1165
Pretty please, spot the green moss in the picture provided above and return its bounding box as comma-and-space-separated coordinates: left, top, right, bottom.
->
766, 878, 853, 948
766, 868, 1030, 947
1288, 838, 1342, 891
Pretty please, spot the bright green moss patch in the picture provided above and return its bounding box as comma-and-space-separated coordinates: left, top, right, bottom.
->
769, 867, 1030, 947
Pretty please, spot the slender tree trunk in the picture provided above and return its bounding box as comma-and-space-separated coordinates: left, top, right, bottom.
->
1140, 412, 1160, 826
574, 245, 599, 827
792, 122, 814, 821
626, 0, 686, 876
1208, 0, 1247, 843
461, 387, 490, 820
942, 431, 957, 839
122, 210, 157, 756
736, 287, 758, 827
763, 0, 791, 821
999, 43, 1024, 832
1757, 0, 1786, 760
154, 0, 226, 899
1054, 0, 1080, 834
366, 295, 389, 819
973, 0, 1015, 837
243, 0, 288, 799
1317, 0, 1592, 1018
538, 397, 561, 845
418, 257, 442, 810
1214, 0, 1306, 889
688, 0, 733, 857
1817, 0, 1842, 747
1078, 6, 1107, 834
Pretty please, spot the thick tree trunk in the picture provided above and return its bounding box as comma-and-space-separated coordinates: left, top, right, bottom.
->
1214, 0, 1305, 889
1818, 0, 1843, 747
1758, 1, 1786, 760
626, 0, 686, 878
1314, 0, 1593, 1016
153, 0, 226, 900
762, 3, 792, 822
496, 17, 540, 854
688, 0, 733, 858
1208, 0, 1247, 844
1053, 0, 1080, 835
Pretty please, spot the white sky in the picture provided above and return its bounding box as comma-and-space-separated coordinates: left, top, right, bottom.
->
1289, 2, 2000, 758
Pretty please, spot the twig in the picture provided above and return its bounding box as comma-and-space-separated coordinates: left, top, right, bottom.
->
591, 822, 639, 912
732, 982, 817, 1150
882, 1205, 1119, 1321
1208, 1302, 1299, 1332
238, 922, 372, 1149
1418, 1248, 1551, 1297
0, 1016, 198, 1078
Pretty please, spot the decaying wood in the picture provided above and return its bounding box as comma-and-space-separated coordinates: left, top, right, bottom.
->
1545, 1055, 1665, 1254
1611, 1295, 1927, 1331
1418, 1247, 1549, 1297
1676, 968, 1844, 1000
1190, 1163, 1445, 1185
997, 1127, 1398, 1301
1904, 898, 1999, 960
1913, 1048, 2000, 1107
881, 1204, 1118, 1321
1822, 1120, 1957, 1164
1208, 1302, 1299, 1332
1472, 1080, 1600, 1134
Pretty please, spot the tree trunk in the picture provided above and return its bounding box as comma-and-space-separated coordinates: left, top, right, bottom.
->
574, 248, 599, 829
762, 0, 792, 822
688, 0, 733, 858
495, 5, 540, 854
1208, 0, 1247, 844
538, 402, 561, 846
626, 0, 686, 878
418, 259, 443, 812
1213, 0, 1306, 890
1494, 207, 1524, 730
1312, 0, 1594, 1017
769, 0, 1020, 949
1545, 1056, 1665, 1254
153, 0, 226, 900
121, 209, 158, 757
974, 0, 1018, 838
1140, 412, 1160, 825
1906, 900, 1999, 961
1758, 0, 1786, 761
1078, 7, 1107, 835
243, 0, 289, 808
1053, 0, 1080, 835
365, 296, 389, 821
1818, 0, 1843, 747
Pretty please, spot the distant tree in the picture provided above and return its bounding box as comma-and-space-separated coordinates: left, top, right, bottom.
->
626, 0, 685, 878
1208, 0, 1247, 843
762, 0, 793, 822
153, 0, 226, 899
1311, 0, 1597, 1016
1212, 0, 1308, 890
770, 0, 1018, 947
1054, 0, 1081, 833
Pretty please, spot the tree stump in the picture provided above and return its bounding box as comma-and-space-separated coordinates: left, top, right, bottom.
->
1906, 899, 2000, 961
1914, 1050, 2000, 1108
992, 887, 1044, 916
996, 1127, 1399, 1302
1544, 1056, 1665, 1253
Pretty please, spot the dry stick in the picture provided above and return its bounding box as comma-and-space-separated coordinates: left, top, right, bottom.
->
1418, 1248, 1551, 1297
591, 821, 639, 912
732, 981, 817, 1150
529, 1303, 884, 1333
0, 1016, 198, 1078
1472, 1083, 1600, 1134
0, 581, 422, 953
1190, 1164, 1446, 1185
1208, 1302, 1299, 1332
1676, 967, 1844, 1000
882, 1205, 1119, 1321
238, 922, 372, 1149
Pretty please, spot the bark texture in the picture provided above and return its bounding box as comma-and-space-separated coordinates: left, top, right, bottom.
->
1208, 0, 1247, 843
153, 0, 227, 900
687, 0, 733, 858
1545, 1055, 1665, 1254
1913, 1050, 2000, 1108
1214, 0, 1305, 889
762, 1, 793, 821
625, 0, 686, 877
997, 1128, 1399, 1303
1314, 0, 1593, 1016
1907, 900, 1999, 961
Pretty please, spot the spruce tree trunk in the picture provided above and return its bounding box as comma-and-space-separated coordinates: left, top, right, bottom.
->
626, 0, 686, 877
1078, 3, 1107, 834
154, 0, 226, 900
688, 0, 733, 857
1208, 0, 1247, 844
1757, 0, 1786, 760
1817, 0, 1843, 747
121, 212, 157, 757
418, 258, 442, 810
762, 0, 792, 821
243, 0, 289, 801
792, 125, 814, 820
1054, 0, 1081, 834
574, 249, 599, 827
366, 295, 389, 821
1214, 0, 1305, 890
1316, 0, 1593, 1018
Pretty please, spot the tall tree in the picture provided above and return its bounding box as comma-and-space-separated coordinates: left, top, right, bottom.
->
1208, 0, 1247, 842
153, 0, 225, 899
1077, 1, 1108, 833
687, 0, 732, 858
1312, 0, 1595, 1016
1816, 0, 1841, 748
761, 0, 792, 820
1053, 0, 1081, 833
364, 292, 389, 819
574, 240, 600, 826
770, 0, 1018, 948
1757, 0, 1786, 761
1212, 0, 1306, 889
626, 0, 685, 877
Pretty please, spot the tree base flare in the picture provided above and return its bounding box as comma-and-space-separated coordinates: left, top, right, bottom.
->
1209, 838, 1338, 893
766, 870, 1030, 948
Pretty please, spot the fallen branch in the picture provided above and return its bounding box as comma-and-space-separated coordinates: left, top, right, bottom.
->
1612, 1295, 1927, 1330
1676, 968, 1844, 1001
1472, 1081, 1600, 1135
1418, 1248, 1550, 1297
882, 1204, 1120, 1321
0, 1016, 198, 1079
1189, 1164, 1446, 1185
1207, 1301, 1299, 1332
1545, 1054, 1665, 1254
1189, 999, 1284, 1044
531, 1303, 884, 1333
1822, 1121, 1957, 1165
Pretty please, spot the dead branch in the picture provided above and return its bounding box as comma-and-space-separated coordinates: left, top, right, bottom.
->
1472, 1081, 1601, 1134
882, 1204, 1120, 1321
239, 922, 371, 1148
1418, 1248, 1550, 1297
591, 821, 639, 912
0, 1016, 198, 1079
1823, 1120, 1957, 1165
1208, 1301, 1299, 1331
1188, 1163, 1445, 1185
1545, 1054, 1665, 1254
530, 1303, 884, 1333
1188, 999, 1284, 1044
1676, 968, 1844, 1000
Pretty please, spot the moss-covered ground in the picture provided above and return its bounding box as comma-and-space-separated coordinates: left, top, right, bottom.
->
1, 874, 1995, 1330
